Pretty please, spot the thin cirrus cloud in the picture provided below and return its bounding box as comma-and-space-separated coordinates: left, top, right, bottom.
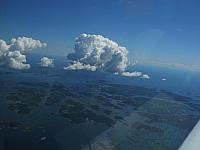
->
0, 37, 47, 70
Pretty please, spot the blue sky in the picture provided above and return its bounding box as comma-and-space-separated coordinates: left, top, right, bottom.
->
1, 0, 200, 70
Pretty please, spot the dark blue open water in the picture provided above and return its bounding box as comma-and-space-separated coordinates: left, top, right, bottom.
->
0, 56, 200, 150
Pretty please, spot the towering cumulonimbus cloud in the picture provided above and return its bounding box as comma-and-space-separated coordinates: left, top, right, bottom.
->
40, 57, 54, 67
0, 37, 47, 70
65, 34, 128, 73
65, 33, 150, 79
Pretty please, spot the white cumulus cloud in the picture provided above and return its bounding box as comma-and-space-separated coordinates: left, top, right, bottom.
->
64, 61, 97, 71
0, 40, 10, 56
121, 71, 142, 77
9, 37, 47, 53
65, 34, 151, 79
0, 37, 47, 70
66, 34, 128, 73
6, 51, 30, 70
141, 74, 150, 79
121, 71, 150, 79
40, 57, 54, 67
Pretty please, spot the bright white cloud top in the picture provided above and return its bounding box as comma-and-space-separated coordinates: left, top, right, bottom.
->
40, 57, 54, 67
121, 71, 142, 77
0, 34, 150, 78
122, 71, 150, 79
66, 34, 128, 73
141, 74, 150, 79
6, 51, 30, 70
65, 61, 96, 71
65, 34, 150, 79
0, 37, 47, 70
10, 37, 47, 53
0, 40, 10, 56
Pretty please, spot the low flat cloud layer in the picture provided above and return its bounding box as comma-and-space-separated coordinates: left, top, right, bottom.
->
0, 37, 47, 70
40, 57, 54, 67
